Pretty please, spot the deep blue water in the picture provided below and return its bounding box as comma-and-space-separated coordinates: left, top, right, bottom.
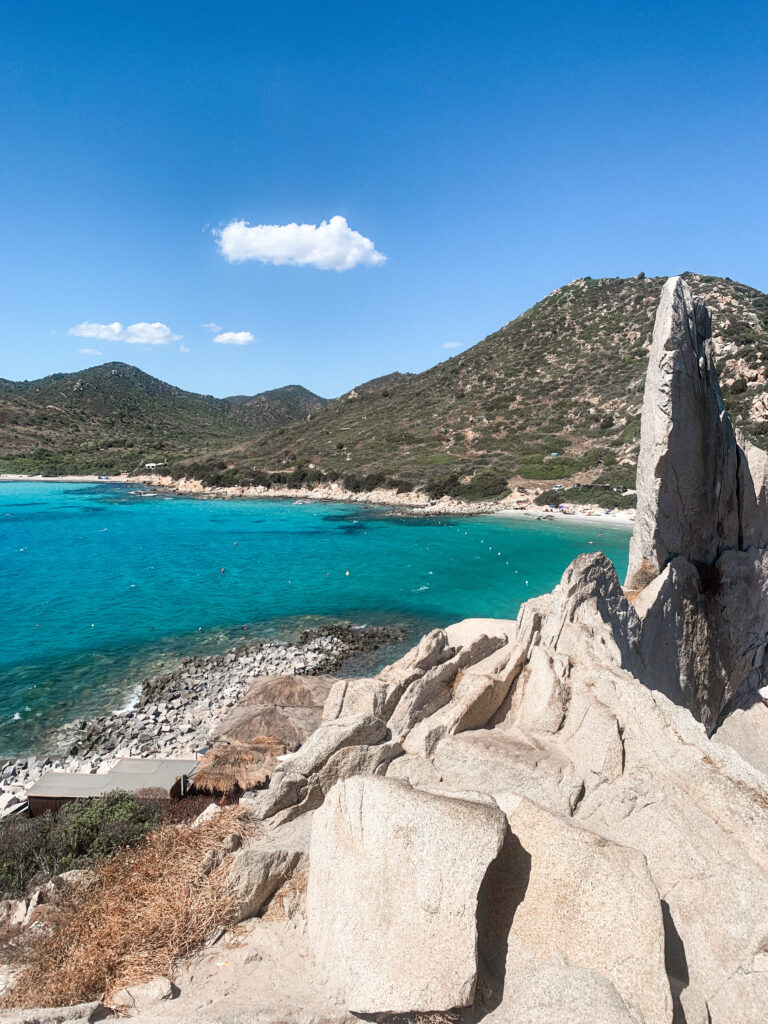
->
0, 482, 630, 756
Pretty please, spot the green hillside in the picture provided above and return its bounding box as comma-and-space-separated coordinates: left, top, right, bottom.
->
0, 363, 327, 475
2, 274, 766, 504
180, 273, 768, 505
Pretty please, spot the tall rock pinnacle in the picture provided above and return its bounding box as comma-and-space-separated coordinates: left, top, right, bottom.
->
624, 276, 768, 731
626, 276, 740, 592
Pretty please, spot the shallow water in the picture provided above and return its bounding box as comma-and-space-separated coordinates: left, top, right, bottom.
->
0, 482, 630, 756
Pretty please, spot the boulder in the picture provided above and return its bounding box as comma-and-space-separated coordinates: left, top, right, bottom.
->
321, 678, 390, 722
481, 794, 671, 1024
706, 955, 768, 1024
227, 843, 305, 923
386, 657, 458, 740
227, 813, 311, 923
190, 803, 222, 829
713, 693, 768, 777
254, 715, 387, 820
275, 740, 403, 824
111, 976, 175, 1015
0, 899, 28, 932
307, 775, 506, 1013
274, 715, 386, 781
385, 752, 443, 788
484, 961, 642, 1024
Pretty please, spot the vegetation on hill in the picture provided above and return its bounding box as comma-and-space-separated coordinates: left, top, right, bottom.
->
179, 273, 768, 500
2, 274, 766, 501
0, 363, 327, 475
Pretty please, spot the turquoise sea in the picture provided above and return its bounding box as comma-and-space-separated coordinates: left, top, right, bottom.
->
0, 482, 630, 757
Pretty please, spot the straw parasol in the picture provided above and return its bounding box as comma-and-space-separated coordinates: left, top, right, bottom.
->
191, 736, 287, 795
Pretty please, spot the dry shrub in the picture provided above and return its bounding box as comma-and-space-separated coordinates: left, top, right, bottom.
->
1, 806, 259, 1011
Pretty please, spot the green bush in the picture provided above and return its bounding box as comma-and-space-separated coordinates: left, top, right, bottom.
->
457, 471, 510, 500
423, 473, 461, 499
0, 791, 162, 900
535, 486, 636, 510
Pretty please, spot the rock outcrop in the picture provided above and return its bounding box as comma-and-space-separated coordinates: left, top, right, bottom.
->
624, 275, 768, 731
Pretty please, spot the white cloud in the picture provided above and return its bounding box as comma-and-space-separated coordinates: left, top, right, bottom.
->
442, 342, 461, 349
201, 322, 222, 333
214, 215, 386, 271
213, 330, 255, 346
179, 344, 190, 353
78, 348, 102, 356
68, 321, 182, 346
70, 321, 124, 342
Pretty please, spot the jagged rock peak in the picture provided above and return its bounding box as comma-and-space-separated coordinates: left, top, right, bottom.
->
626, 275, 741, 591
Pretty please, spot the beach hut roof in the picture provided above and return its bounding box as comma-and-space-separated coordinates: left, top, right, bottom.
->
191, 736, 286, 794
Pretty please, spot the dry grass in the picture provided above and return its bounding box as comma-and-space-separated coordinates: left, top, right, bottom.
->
0, 806, 260, 1011
261, 868, 308, 923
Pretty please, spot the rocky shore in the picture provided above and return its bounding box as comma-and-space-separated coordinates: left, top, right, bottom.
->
0, 624, 404, 813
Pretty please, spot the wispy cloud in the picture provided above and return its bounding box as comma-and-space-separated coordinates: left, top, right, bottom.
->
68, 321, 182, 346
442, 342, 461, 349
179, 344, 190, 353
213, 330, 255, 346
214, 215, 386, 271
201, 322, 222, 333
78, 348, 102, 356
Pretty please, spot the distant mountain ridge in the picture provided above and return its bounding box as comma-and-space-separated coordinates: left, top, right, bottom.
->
0, 362, 327, 475
1, 273, 767, 500
180, 272, 768, 504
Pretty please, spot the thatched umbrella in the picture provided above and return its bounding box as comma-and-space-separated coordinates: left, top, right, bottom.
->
190, 736, 287, 797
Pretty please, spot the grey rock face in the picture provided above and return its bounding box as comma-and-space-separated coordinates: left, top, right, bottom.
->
627, 276, 740, 590
620, 276, 768, 731
487, 793, 671, 1024
483, 961, 645, 1024
306, 775, 506, 1014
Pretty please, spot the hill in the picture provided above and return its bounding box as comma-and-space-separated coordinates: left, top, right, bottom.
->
181, 273, 768, 505
0, 363, 327, 475
2, 274, 767, 499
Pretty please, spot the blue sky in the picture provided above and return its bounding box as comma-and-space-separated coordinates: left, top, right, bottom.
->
1, 1, 766, 399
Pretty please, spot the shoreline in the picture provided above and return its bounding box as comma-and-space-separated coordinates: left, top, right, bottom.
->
0, 623, 406, 813
1, 473, 635, 525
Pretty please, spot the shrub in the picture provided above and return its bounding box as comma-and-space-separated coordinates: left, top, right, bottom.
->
535, 486, 636, 510
423, 473, 461, 499
0, 791, 162, 900
457, 471, 510, 500
2, 807, 258, 1010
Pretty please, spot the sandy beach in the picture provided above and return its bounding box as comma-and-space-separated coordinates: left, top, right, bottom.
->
0, 472, 635, 523
130, 473, 637, 524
